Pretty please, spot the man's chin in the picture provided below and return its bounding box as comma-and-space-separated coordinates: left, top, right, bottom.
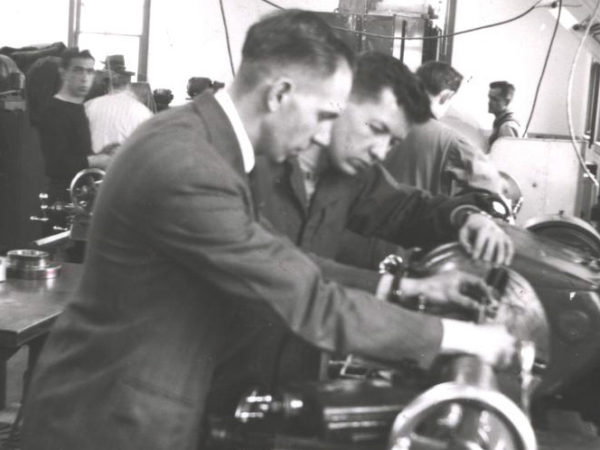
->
339, 164, 359, 176
262, 146, 302, 163
263, 152, 287, 163
348, 160, 372, 175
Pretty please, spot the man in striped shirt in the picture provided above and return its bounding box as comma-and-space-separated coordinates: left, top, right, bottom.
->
85, 54, 152, 158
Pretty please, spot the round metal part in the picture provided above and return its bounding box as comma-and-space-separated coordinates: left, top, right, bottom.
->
5, 249, 61, 280
524, 215, 600, 259
499, 171, 524, 217
69, 168, 105, 214
411, 243, 550, 364
387, 382, 537, 450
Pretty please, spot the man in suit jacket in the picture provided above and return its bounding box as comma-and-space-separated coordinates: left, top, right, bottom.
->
22, 10, 515, 450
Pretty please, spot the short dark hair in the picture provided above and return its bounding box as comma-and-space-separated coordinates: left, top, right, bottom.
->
60, 47, 94, 69
351, 52, 432, 124
489, 81, 515, 103
239, 9, 354, 87
417, 61, 463, 96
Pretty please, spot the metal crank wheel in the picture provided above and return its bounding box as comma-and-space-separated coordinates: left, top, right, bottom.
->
387, 357, 537, 450
69, 168, 105, 214
499, 171, 524, 218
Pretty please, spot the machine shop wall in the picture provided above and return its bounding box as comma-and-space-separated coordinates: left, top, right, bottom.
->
449, 0, 592, 139
147, 0, 339, 105
1, 0, 595, 124
0, 0, 70, 48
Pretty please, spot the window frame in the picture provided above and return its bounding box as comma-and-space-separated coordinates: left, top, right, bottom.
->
68, 0, 151, 81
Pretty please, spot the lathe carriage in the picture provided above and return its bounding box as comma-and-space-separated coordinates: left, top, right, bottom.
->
205, 218, 600, 450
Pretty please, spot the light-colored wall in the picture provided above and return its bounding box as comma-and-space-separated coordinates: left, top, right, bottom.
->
0, 0, 69, 48
450, 0, 593, 137
2, 0, 596, 125
489, 137, 586, 224
0, 0, 338, 104
148, 0, 339, 104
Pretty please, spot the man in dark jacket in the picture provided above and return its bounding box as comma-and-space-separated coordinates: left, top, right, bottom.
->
23, 10, 515, 450
218, 52, 513, 395
252, 53, 511, 278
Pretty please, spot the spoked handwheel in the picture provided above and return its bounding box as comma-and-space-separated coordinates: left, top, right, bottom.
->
499, 171, 523, 218
388, 358, 537, 450
69, 168, 105, 213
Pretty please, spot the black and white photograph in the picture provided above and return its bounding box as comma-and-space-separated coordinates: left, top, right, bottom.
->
1, 1, 600, 449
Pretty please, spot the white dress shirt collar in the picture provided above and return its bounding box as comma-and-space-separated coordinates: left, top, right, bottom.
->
214, 89, 255, 173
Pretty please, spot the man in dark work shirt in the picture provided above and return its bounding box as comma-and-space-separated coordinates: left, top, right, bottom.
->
37, 48, 110, 202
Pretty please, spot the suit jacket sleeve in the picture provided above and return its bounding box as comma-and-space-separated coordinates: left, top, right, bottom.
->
306, 253, 380, 293
258, 210, 381, 293
135, 142, 443, 368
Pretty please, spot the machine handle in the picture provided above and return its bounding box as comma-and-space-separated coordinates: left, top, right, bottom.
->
29, 215, 49, 223
234, 389, 304, 424
30, 193, 50, 222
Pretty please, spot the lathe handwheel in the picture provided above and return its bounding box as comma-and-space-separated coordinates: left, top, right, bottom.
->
69, 168, 105, 214
388, 382, 537, 450
499, 171, 523, 217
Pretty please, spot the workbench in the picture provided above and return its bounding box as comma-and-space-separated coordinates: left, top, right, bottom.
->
0, 262, 82, 408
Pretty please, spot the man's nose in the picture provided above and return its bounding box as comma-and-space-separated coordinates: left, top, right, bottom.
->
311, 120, 333, 148
369, 136, 392, 162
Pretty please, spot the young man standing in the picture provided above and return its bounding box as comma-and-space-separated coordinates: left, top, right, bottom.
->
488, 80, 521, 148
37, 48, 109, 203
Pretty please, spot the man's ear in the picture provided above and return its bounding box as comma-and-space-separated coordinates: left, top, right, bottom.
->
265, 77, 293, 112
438, 88, 456, 106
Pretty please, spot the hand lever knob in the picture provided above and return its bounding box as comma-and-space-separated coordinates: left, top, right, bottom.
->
39, 192, 49, 209
30, 192, 50, 222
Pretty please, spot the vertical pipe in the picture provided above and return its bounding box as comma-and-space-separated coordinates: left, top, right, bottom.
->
138, 0, 151, 82
442, 0, 457, 63
399, 19, 406, 63
587, 63, 600, 147
68, 0, 81, 47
